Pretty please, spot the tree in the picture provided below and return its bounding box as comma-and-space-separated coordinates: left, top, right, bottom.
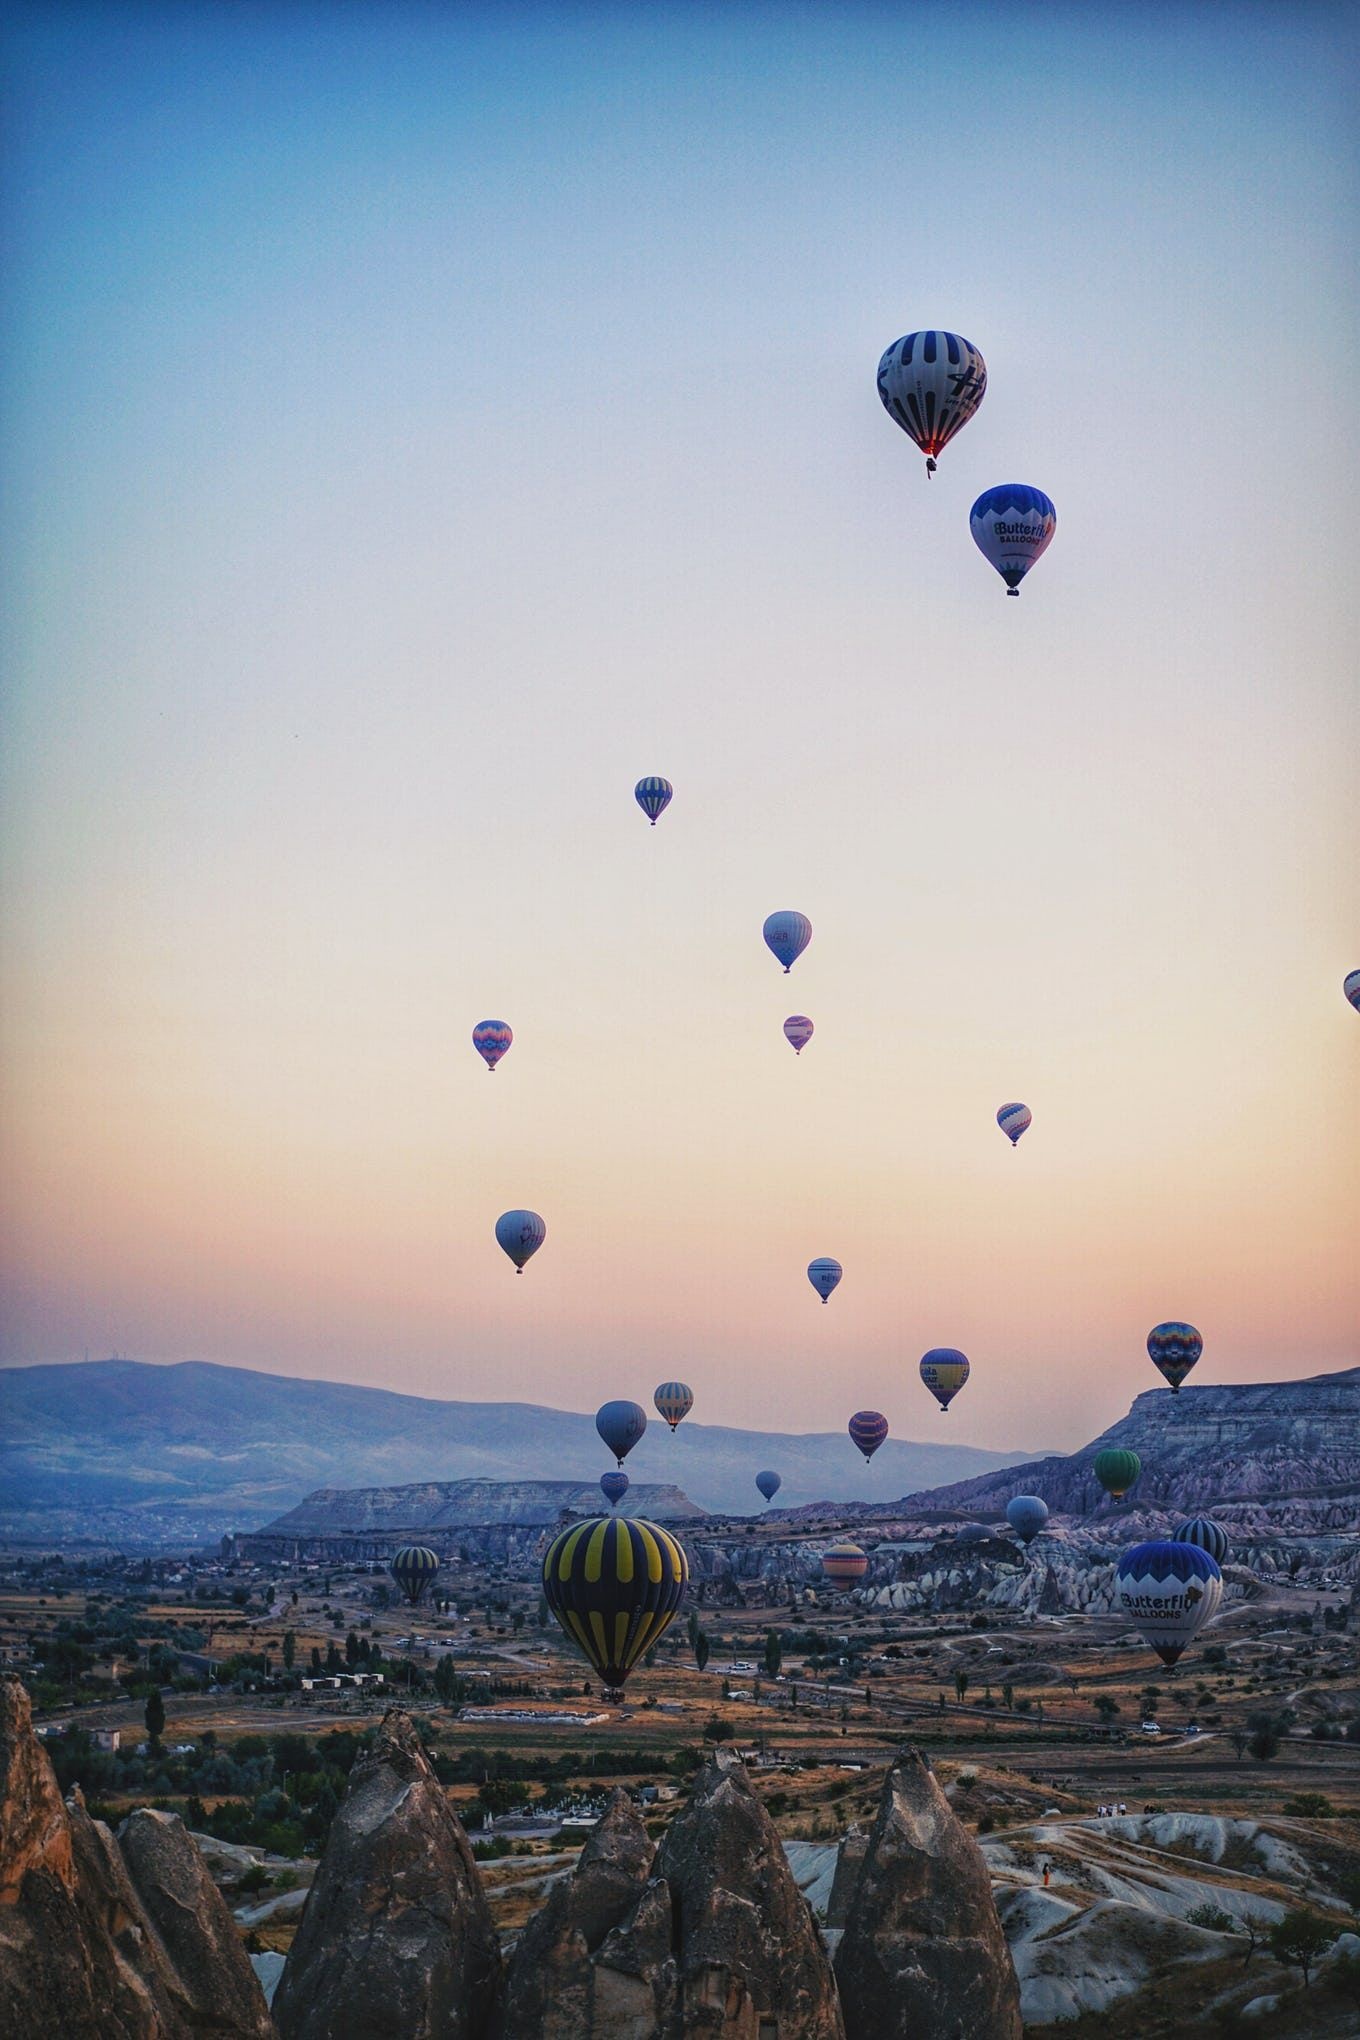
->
1267, 1909, 1334, 1988
1092, 1696, 1121, 1726
1330, 1951, 1360, 2017
144, 1690, 165, 1748
310, 1647, 323, 1674
954, 1670, 969, 1703
1248, 1723, 1280, 1764
1002, 1683, 1014, 1712
1229, 1727, 1248, 1760
1239, 1912, 1272, 1965
694, 1632, 710, 1673
702, 1716, 733, 1743
764, 1631, 783, 1680
282, 1631, 296, 1671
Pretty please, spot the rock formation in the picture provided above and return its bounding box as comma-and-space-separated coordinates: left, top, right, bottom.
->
119, 1808, 273, 2037
0, 1673, 272, 2039
496, 1787, 655, 2037
272, 1706, 501, 2040
834, 1746, 1021, 2040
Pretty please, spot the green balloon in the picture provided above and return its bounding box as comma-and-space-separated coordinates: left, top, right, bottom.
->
1093, 1448, 1141, 1500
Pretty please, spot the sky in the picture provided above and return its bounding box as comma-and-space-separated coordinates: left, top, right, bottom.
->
1, 1, 1357, 1458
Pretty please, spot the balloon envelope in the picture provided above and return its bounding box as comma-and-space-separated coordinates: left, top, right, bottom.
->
970, 485, 1056, 595
1005, 1495, 1050, 1546
635, 776, 673, 824
596, 1399, 648, 1465
1173, 1517, 1230, 1567
495, 1209, 546, 1272
472, 1021, 512, 1072
997, 1102, 1031, 1145
600, 1470, 630, 1509
653, 1382, 694, 1431
1094, 1447, 1141, 1499
919, 1348, 970, 1412
807, 1257, 842, 1303
542, 1515, 688, 1697
763, 911, 812, 973
822, 1541, 868, 1586
391, 1545, 440, 1607
848, 1410, 889, 1461
755, 1470, 782, 1503
1148, 1322, 1202, 1393
1114, 1540, 1222, 1667
876, 329, 987, 471
1345, 969, 1360, 1013
784, 1015, 815, 1055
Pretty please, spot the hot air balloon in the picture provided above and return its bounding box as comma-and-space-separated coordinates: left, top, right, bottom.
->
653, 1382, 693, 1432
997, 1102, 1031, 1146
390, 1545, 440, 1607
1093, 1447, 1141, 1500
600, 1470, 630, 1510
1006, 1495, 1049, 1547
848, 1410, 888, 1461
808, 1257, 842, 1303
1173, 1517, 1230, 1567
495, 1209, 545, 1273
635, 776, 673, 825
596, 1399, 647, 1466
763, 911, 812, 973
970, 485, 1056, 596
919, 1348, 970, 1413
784, 1015, 815, 1055
1148, 1322, 1202, 1393
756, 1470, 782, 1503
876, 329, 987, 477
542, 1514, 688, 1699
472, 1020, 512, 1072
1113, 1540, 1222, 1667
1344, 968, 1360, 1012
822, 1541, 868, 1586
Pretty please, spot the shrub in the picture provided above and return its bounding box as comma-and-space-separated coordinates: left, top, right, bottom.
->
1282, 1792, 1334, 1817
1185, 1903, 1234, 1932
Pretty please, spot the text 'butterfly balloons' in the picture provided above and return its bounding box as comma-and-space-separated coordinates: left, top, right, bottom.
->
1113, 1540, 1222, 1667
970, 485, 1056, 595
495, 1209, 546, 1273
876, 329, 987, 476
763, 911, 812, 973
472, 1020, 513, 1072
635, 776, 673, 825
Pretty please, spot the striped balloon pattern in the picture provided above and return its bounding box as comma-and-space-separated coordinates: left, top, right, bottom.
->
596, 1398, 648, 1465
763, 911, 812, 973
542, 1514, 688, 1697
807, 1257, 843, 1303
997, 1102, 1031, 1145
876, 329, 987, 474
784, 1015, 815, 1055
756, 1470, 782, 1503
390, 1545, 440, 1607
653, 1381, 694, 1431
1005, 1494, 1050, 1546
600, 1470, 630, 1509
822, 1540, 869, 1585
1148, 1321, 1202, 1393
472, 1020, 513, 1072
970, 484, 1056, 595
1346, 969, 1360, 1013
848, 1409, 889, 1461
919, 1348, 970, 1412
1113, 1540, 1223, 1667
635, 776, 673, 825
495, 1209, 546, 1272
1093, 1446, 1141, 1499
1174, 1517, 1230, 1567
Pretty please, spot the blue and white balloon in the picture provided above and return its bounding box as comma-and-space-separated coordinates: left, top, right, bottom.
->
763, 911, 812, 974
1173, 1517, 1230, 1567
997, 1102, 1031, 1146
970, 485, 1056, 596
1113, 1540, 1223, 1667
876, 330, 987, 476
635, 777, 673, 825
1005, 1495, 1049, 1547
495, 1209, 546, 1273
807, 1257, 842, 1303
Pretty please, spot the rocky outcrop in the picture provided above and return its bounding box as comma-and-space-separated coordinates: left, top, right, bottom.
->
0, 1674, 272, 2039
834, 1747, 1021, 2040
119, 1809, 273, 2037
497, 1788, 655, 2037
272, 1708, 500, 2040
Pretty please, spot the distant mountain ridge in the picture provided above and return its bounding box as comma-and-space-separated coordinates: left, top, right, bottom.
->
0, 1358, 1034, 1543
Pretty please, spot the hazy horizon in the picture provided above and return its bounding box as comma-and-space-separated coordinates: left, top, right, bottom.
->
3, 3, 1357, 1457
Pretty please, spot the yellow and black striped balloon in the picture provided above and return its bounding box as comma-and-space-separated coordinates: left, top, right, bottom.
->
542, 1515, 688, 1697
390, 1544, 440, 1606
